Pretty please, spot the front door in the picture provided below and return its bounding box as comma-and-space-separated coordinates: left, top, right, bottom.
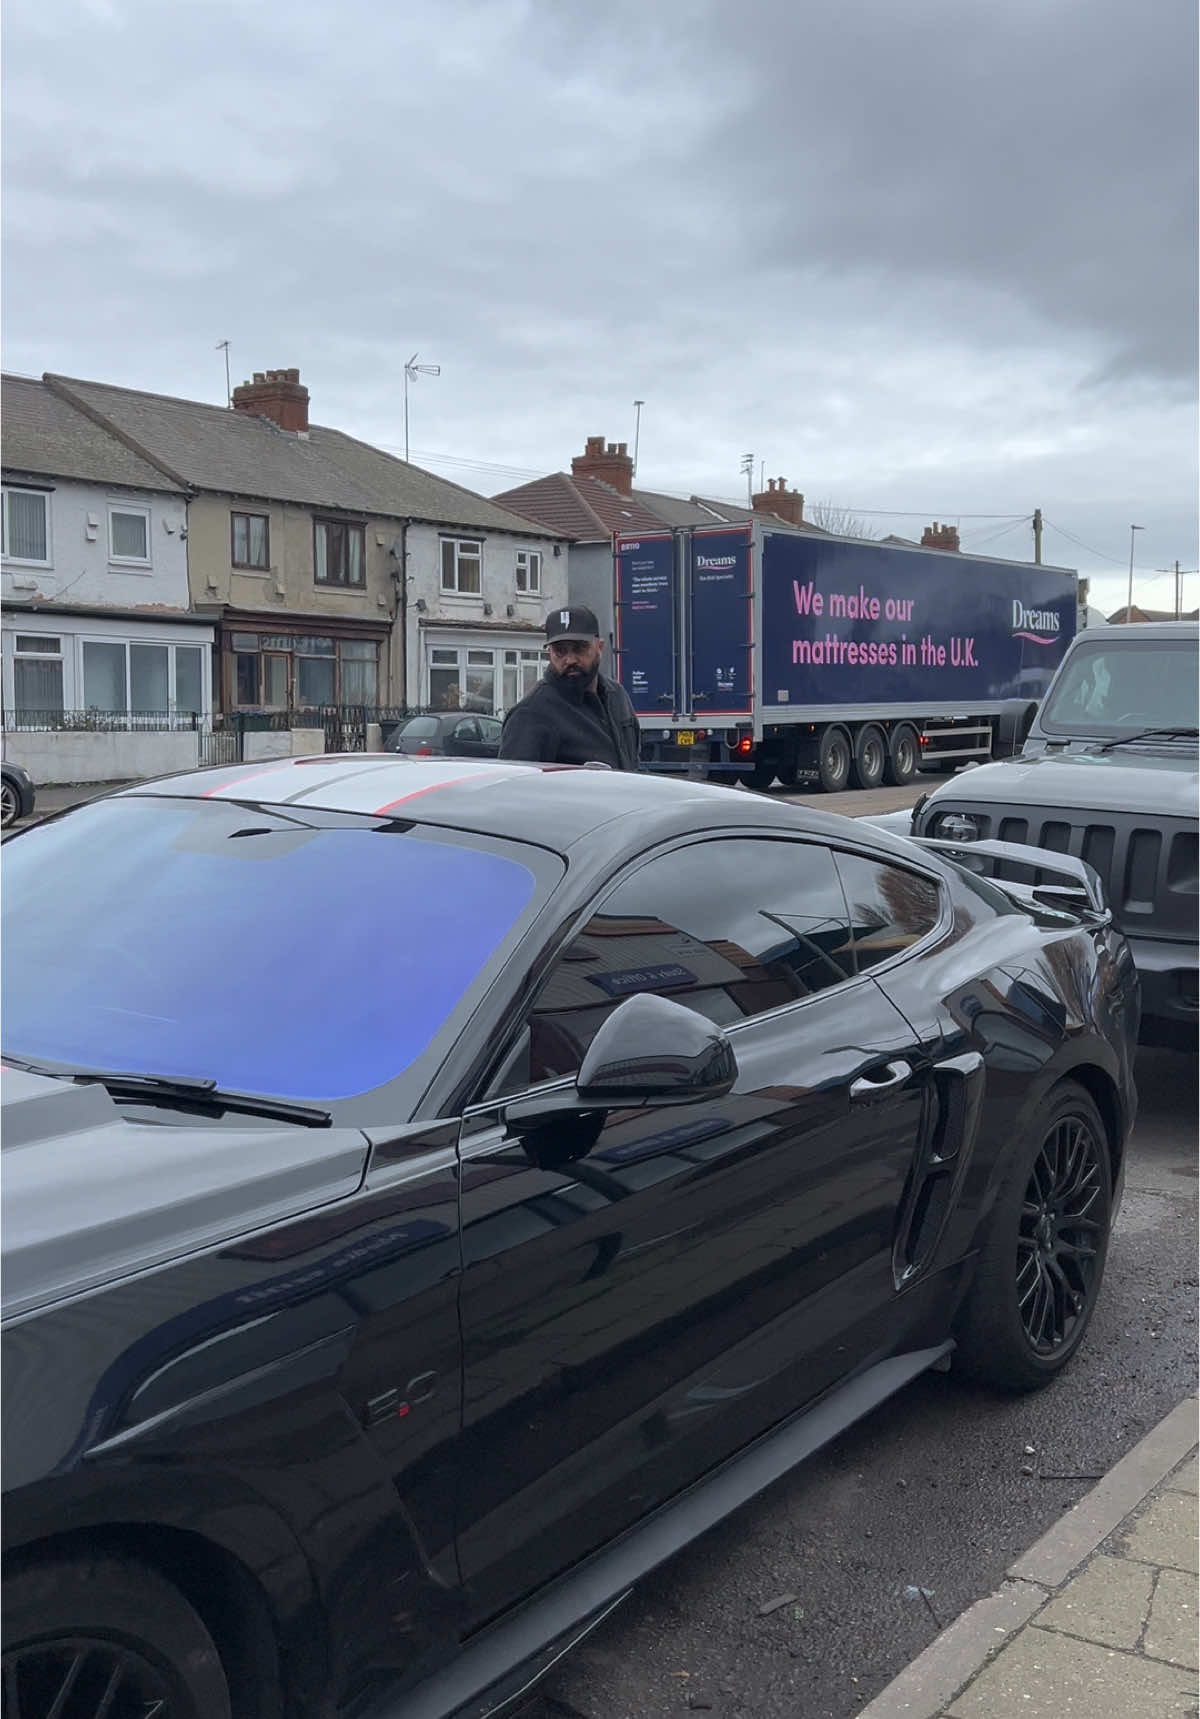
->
453, 833, 945, 1626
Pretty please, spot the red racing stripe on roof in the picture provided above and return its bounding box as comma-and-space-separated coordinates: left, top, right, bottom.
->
372, 771, 509, 816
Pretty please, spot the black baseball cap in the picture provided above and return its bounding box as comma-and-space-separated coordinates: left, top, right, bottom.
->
545, 605, 600, 643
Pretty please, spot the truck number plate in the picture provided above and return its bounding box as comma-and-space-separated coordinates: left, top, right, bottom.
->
676, 731, 696, 747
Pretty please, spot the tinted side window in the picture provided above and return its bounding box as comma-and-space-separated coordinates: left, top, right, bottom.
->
454, 718, 482, 741
527, 838, 853, 1083
833, 852, 941, 973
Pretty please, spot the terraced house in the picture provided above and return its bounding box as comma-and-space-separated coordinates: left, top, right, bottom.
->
1, 375, 216, 776
39, 369, 563, 735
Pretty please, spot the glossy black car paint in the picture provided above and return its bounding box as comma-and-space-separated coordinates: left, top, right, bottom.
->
1, 758, 1139, 1719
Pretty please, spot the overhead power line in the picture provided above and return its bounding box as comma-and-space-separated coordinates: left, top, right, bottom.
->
1041, 518, 1130, 566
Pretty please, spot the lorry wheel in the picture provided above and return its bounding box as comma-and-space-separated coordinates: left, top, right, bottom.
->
816, 726, 852, 792
884, 723, 919, 786
849, 724, 887, 790
747, 760, 776, 791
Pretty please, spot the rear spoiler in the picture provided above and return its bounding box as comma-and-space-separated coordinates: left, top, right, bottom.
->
911, 836, 1111, 924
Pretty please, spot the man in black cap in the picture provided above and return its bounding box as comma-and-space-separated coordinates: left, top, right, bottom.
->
499, 606, 642, 769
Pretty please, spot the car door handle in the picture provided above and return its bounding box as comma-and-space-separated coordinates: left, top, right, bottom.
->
850, 1060, 912, 1101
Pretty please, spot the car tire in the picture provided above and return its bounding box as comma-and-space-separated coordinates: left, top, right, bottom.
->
954, 1082, 1112, 1392
0, 779, 19, 828
883, 723, 919, 786
849, 724, 887, 790
2, 1554, 233, 1719
816, 725, 852, 793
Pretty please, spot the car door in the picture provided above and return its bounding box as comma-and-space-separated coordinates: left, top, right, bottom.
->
448, 717, 485, 757
453, 832, 945, 1626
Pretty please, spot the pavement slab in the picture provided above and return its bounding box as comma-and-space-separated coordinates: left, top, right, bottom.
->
944, 1625, 1199, 1718
1144, 1569, 1200, 1670
1035, 1553, 1154, 1651
1116, 1491, 1200, 1575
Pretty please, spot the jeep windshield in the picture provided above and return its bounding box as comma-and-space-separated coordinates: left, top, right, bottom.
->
1037, 636, 1200, 741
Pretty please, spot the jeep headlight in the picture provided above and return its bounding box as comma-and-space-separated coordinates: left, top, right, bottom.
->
930, 811, 982, 842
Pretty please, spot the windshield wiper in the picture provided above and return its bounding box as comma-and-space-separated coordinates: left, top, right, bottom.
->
1098, 726, 1200, 752
0, 1054, 331, 1126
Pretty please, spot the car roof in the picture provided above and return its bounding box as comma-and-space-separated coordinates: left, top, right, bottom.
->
112, 755, 905, 857
1073, 622, 1199, 643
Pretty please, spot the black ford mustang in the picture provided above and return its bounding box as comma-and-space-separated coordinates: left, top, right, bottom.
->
1, 757, 1139, 1719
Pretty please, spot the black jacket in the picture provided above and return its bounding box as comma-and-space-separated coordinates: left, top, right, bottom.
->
499, 669, 642, 770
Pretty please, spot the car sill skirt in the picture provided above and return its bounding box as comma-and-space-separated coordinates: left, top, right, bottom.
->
370, 1339, 954, 1719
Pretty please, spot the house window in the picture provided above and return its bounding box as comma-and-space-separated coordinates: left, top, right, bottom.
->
175, 647, 204, 716
81, 639, 208, 716
232, 512, 270, 569
12, 634, 64, 714
516, 550, 542, 595
2, 488, 50, 564
314, 519, 365, 587
228, 630, 378, 709
83, 640, 129, 712
109, 505, 151, 563
502, 648, 543, 711
441, 538, 482, 595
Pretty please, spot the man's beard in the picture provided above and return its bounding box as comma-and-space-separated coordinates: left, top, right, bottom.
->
556, 663, 595, 698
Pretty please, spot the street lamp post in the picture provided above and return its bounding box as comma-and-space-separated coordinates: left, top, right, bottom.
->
1126, 524, 1144, 620
403, 353, 440, 464
633, 400, 645, 476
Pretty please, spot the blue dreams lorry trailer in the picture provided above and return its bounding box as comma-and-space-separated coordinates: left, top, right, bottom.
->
613, 524, 1078, 790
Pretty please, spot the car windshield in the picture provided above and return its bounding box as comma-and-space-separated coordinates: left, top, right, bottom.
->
1039, 638, 1199, 737
400, 717, 441, 738
2, 797, 550, 1109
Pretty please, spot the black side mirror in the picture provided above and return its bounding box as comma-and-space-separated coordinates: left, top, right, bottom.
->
505, 993, 739, 1136
578, 992, 737, 1106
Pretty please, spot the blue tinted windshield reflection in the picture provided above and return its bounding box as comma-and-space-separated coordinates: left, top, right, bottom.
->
2, 798, 539, 1102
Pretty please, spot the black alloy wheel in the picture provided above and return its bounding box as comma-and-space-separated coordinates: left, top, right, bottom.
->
1016, 1113, 1105, 1356
2, 1557, 232, 1719
954, 1083, 1112, 1391
3, 1637, 175, 1719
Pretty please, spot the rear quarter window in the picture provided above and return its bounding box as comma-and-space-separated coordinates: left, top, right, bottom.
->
833, 851, 942, 972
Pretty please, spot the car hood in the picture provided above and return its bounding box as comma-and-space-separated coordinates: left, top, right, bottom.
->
923, 750, 1198, 818
1, 1067, 370, 1320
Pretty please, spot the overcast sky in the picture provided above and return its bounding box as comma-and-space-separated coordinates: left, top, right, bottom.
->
3, 0, 1196, 613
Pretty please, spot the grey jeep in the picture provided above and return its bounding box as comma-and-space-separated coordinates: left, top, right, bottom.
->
909, 622, 1198, 1048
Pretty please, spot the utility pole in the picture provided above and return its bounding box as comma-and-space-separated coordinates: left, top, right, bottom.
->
1032, 508, 1043, 565
1157, 561, 1197, 618
1126, 524, 1144, 621
632, 401, 644, 476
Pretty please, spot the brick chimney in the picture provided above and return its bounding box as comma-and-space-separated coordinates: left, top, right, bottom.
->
570, 435, 634, 496
232, 368, 309, 433
921, 521, 960, 552
751, 476, 805, 528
